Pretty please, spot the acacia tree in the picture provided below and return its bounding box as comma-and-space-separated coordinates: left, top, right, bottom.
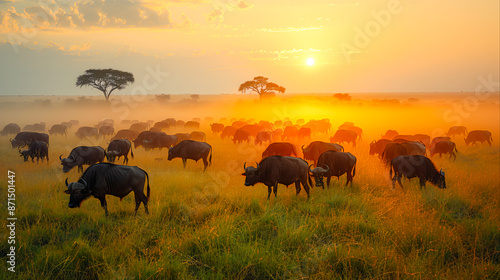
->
76, 69, 134, 101
238, 76, 286, 100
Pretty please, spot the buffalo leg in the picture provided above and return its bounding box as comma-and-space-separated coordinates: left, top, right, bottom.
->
182, 159, 187, 169
326, 176, 332, 189
123, 156, 128, 165
100, 197, 109, 216
267, 186, 272, 200
273, 184, 278, 198
346, 173, 352, 186
301, 181, 310, 199
202, 157, 209, 172
419, 177, 426, 188
134, 191, 149, 215
295, 181, 301, 196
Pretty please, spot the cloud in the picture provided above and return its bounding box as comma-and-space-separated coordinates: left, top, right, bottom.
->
0, 0, 172, 32
207, 0, 253, 23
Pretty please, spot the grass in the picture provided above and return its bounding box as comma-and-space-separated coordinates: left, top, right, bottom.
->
0, 121, 499, 279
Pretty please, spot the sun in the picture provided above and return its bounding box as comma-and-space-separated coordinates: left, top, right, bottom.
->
306, 58, 315, 66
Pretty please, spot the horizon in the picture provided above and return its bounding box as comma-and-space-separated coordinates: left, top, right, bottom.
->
0, 1, 499, 96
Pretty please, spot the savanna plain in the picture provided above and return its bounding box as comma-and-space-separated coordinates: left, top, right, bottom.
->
0, 93, 499, 279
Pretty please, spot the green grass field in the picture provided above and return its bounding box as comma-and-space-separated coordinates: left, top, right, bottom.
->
0, 95, 499, 279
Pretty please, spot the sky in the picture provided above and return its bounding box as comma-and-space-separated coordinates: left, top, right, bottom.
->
0, 0, 498, 96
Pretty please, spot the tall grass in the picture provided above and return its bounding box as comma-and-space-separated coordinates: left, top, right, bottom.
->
0, 123, 499, 279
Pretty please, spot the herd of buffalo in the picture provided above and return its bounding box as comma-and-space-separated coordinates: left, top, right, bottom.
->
1, 119, 494, 216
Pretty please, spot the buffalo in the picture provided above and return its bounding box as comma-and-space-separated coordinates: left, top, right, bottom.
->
210, 123, 225, 135
48, 124, 67, 136
221, 126, 238, 140
255, 131, 273, 145
330, 129, 358, 147
446, 126, 468, 138
111, 129, 140, 142
465, 130, 492, 146
298, 127, 312, 140
10, 132, 49, 148
400, 141, 426, 156
430, 136, 451, 150
430, 141, 458, 160
302, 141, 344, 165
282, 126, 299, 141
60, 146, 105, 173
1, 123, 21, 136
99, 125, 115, 138
168, 140, 212, 171
106, 139, 134, 164
369, 139, 392, 157
23, 122, 45, 132
19, 141, 49, 163
262, 142, 298, 158
390, 155, 445, 189
64, 163, 150, 216
381, 142, 408, 165
190, 131, 206, 142
232, 129, 250, 144
381, 130, 399, 140
309, 151, 356, 188
242, 156, 312, 199
75, 126, 99, 140
129, 122, 150, 132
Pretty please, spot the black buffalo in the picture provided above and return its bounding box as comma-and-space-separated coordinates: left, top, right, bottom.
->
465, 130, 493, 146
64, 163, 150, 216
381, 142, 408, 165
75, 126, 99, 140
262, 142, 298, 158
48, 124, 68, 136
302, 141, 344, 166
390, 155, 445, 189
60, 146, 105, 173
309, 151, 357, 188
168, 140, 212, 171
99, 125, 115, 138
133, 131, 176, 149
242, 156, 312, 199
430, 141, 458, 160
10, 132, 49, 148
1, 123, 21, 136
369, 139, 392, 157
19, 141, 49, 163
23, 122, 45, 132
111, 129, 140, 142
106, 139, 134, 164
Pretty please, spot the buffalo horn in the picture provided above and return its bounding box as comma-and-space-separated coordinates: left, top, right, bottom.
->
301, 145, 305, 151
243, 162, 247, 169
65, 178, 69, 187
308, 164, 314, 173
80, 178, 88, 187
322, 165, 330, 173
59, 154, 63, 161
371, 140, 376, 144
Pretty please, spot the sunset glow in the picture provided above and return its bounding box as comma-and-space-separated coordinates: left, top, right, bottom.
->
306, 58, 315, 66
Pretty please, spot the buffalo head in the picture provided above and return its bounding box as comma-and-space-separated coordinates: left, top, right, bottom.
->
60, 154, 76, 173
308, 164, 330, 189
241, 162, 260, 186
434, 169, 446, 189
19, 149, 29, 162
106, 148, 121, 163
64, 178, 92, 208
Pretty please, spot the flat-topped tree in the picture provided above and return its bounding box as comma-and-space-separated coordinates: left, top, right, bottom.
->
238, 76, 285, 101
76, 69, 134, 101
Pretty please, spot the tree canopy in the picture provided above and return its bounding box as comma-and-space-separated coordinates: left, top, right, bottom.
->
76, 69, 134, 101
238, 76, 285, 100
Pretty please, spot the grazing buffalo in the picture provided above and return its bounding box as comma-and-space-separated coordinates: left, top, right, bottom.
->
48, 124, 67, 136
190, 131, 206, 142
309, 151, 357, 188
255, 131, 273, 145
221, 126, 238, 140
465, 130, 492, 146
400, 141, 427, 156
240, 124, 265, 138
185, 121, 200, 129
381, 142, 408, 165
430, 136, 451, 150
1, 123, 21, 136
298, 127, 312, 140
446, 126, 468, 138
412, 134, 431, 147
232, 129, 250, 144
174, 133, 190, 144
390, 155, 446, 189
210, 123, 225, 135
10, 132, 49, 148
302, 141, 344, 165
282, 126, 299, 141
106, 139, 134, 164
129, 122, 150, 132
19, 141, 49, 163
23, 122, 45, 132
262, 142, 298, 158
242, 156, 312, 199
168, 140, 212, 171
111, 129, 140, 142
430, 141, 458, 160
99, 125, 115, 138
382, 130, 399, 140
75, 126, 99, 140
153, 121, 171, 131
330, 129, 358, 147
60, 146, 105, 173
369, 139, 392, 157
64, 163, 150, 216
144, 132, 177, 150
